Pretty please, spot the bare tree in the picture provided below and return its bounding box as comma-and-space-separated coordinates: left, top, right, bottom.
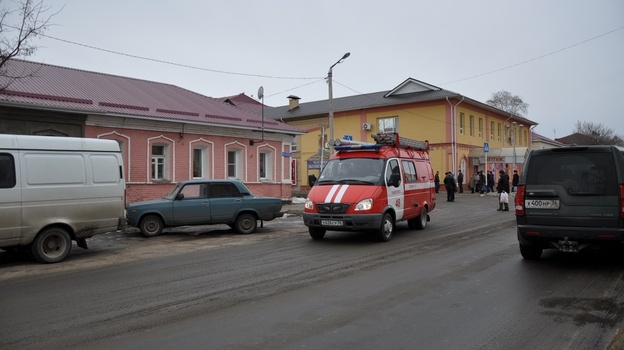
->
0, 0, 55, 86
486, 90, 529, 117
574, 121, 624, 146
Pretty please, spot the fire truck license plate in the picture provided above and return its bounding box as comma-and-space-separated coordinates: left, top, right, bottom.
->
525, 199, 560, 209
321, 220, 343, 226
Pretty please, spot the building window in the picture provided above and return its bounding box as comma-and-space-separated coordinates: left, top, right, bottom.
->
227, 149, 242, 179
259, 150, 274, 181
459, 113, 465, 134
497, 123, 501, 141
490, 121, 495, 140
378, 117, 398, 133
478, 118, 483, 138
469, 115, 474, 136
151, 144, 167, 180
193, 147, 208, 179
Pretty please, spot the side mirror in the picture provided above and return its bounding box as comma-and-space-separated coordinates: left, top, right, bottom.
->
176, 193, 185, 200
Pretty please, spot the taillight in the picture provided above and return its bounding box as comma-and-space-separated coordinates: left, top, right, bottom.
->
515, 185, 525, 216
620, 184, 624, 219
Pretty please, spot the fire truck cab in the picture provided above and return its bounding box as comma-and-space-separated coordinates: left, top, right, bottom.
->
303, 133, 436, 242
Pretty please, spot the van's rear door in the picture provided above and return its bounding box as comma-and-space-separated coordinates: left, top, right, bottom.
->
0, 152, 22, 244
523, 149, 620, 228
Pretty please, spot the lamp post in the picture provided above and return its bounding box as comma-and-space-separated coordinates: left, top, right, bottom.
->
328, 52, 350, 143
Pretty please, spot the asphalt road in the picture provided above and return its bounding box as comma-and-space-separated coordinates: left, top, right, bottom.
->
1, 192, 623, 349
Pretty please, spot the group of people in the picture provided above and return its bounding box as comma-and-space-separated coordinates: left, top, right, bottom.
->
434, 168, 520, 211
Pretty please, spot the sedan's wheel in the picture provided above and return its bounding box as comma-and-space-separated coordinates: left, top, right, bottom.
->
415, 207, 428, 230
31, 227, 72, 263
235, 213, 257, 234
139, 215, 164, 237
309, 227, 326, 240
519, 243, 543, 260
376, 212, 394, 242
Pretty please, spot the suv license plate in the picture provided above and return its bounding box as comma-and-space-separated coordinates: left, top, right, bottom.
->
525, 199, 560, 209
321, 220, 343, 226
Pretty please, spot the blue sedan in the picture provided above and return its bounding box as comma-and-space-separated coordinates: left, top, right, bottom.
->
126, 180, 284, 237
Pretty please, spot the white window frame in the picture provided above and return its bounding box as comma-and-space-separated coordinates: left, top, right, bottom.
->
151, 144, 168, 180
377, 117, 398, 133
459, 113, 465, 135
258, 146, 276, 182
478, 118, 483, 138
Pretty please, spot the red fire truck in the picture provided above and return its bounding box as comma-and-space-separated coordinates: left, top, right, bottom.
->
303, 133, 436, 242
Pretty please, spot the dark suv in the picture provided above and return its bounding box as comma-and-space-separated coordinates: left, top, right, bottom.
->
515, 146, 624, 259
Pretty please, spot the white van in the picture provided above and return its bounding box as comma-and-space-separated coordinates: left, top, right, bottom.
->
0, 134, 126, 263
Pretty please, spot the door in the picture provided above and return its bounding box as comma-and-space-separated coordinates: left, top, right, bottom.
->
401, 159, 418, 220
0, 152, 22, 244
208, 183, 244, 222
172, 183, 211, 225
385, 159, 405, 220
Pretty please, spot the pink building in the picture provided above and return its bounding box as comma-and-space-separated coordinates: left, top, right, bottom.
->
0, 59, 304, 203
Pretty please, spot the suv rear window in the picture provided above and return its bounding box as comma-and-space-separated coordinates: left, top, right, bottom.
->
526, 152, 617, 195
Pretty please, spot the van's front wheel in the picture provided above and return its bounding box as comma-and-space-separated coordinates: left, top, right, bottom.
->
309, 227, 326, 240
31, 227, 72, 263
377, 212, 395, 242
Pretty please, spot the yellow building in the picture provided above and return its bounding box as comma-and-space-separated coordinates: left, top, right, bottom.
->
266, 78, 537, 190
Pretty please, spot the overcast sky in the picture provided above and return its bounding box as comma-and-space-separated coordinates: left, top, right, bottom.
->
25, 0, 624, 139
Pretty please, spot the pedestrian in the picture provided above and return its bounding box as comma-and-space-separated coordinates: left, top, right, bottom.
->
457, 170, 464, 193
435, 171, 441, 193
478, 171, 486, 194
470, 173, 479, 193
443, 172, 456, 202
308, 173, 317, 187
496, 169, 510, 211
512, 170, 519, 192
487, 171, 495, 193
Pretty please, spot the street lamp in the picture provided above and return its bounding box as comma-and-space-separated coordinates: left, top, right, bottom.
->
328, 52, 350, 143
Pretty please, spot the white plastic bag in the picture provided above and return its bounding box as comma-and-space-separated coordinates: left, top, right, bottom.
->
500, 191, 509, 204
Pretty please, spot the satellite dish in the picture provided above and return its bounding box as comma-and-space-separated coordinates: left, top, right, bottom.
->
257, 86, 264, 100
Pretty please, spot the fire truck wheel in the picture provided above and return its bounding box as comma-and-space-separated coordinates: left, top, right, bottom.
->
377, 212, 394, 242
416, 207, 428, 229
309, 227, 326, 240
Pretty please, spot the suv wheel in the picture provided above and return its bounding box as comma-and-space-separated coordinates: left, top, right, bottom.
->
519, 243, 543, 260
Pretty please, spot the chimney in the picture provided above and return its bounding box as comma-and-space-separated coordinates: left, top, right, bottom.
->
287, 95, 300, 110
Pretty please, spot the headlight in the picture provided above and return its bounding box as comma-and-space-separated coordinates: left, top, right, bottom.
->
304, 198, 314, 210
355, 198, 373, 211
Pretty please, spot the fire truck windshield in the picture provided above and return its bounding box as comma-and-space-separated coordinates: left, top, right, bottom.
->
317, 158, 385, 185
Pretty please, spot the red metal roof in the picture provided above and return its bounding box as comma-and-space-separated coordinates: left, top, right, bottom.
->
0, 59, 301, 134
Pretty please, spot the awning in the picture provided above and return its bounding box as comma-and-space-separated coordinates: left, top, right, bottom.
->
306, 152, 331, 169
468, 147, 528, 164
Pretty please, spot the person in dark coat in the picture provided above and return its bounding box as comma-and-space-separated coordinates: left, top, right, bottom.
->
308, 173, 317, 187
486, 171, 495, 193
512, 170, 519, 192
457, 170, 464, 193
478, 171, 486, 194
434, 171, 440, 193
443, 172, 456, 202
496, 169, 510, 211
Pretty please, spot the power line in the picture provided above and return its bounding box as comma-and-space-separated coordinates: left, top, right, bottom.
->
442, 25, 624, 85
40, 33, 324, 81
